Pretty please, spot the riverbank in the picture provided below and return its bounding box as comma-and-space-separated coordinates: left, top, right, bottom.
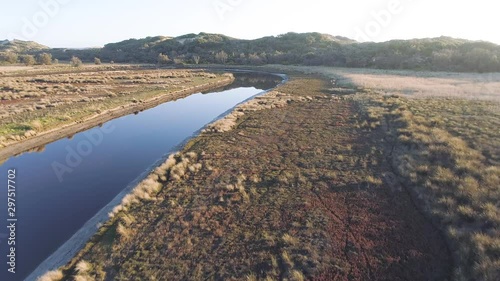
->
0, 73, 234, 161
20, 73, 274, 281
43, 74, 452, 281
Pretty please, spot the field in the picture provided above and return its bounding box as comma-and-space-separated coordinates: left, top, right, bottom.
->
0, 66, 233, 156
30, 66, 499, 281
38, 73, 463, 281
304, 66, 500, 280
351, 95, 500, 281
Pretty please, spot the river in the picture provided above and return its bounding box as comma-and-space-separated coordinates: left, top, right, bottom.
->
0, 72, 283, 281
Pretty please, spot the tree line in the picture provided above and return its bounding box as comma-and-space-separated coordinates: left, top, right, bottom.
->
1, 33, 500, 72
0, 52, 104, 67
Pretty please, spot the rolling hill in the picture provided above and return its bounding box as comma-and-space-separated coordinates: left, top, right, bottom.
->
0, 39, 48, 53
3, 33, 500, 72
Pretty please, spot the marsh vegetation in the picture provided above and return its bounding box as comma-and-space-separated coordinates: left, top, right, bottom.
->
49, 75, 456, 281
26, 66, 499, 281
0, 67, 229, 148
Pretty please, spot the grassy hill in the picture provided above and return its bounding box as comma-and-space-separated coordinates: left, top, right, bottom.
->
0, 39, 49, 65
0, 39, 48, 53
4, 33, 500, 72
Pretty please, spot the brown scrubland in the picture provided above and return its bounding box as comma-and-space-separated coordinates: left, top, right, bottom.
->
0, 66, 233, 160
42, 70, 500, 280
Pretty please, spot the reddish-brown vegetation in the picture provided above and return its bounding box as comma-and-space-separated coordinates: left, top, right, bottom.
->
51, 76, 452, 281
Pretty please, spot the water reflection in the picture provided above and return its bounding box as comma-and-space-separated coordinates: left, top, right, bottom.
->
0, 73, 282, 281
204, 72, 283, 93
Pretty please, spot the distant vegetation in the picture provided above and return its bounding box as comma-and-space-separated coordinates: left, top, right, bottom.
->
2, 33, 500, 72
0, 39, 48, 53
37, 53, 53, 65
70, 56, 82, 67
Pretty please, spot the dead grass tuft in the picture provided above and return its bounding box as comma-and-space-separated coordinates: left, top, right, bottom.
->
37, 270, 63, 281
75, 260, 92, 274
204, 91, 310, 133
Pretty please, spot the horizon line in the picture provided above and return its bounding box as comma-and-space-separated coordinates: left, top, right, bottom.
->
4, 32, 500, 50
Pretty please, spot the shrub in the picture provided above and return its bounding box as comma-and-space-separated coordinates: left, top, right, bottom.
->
38, 53, 52, 65
186, 151, 198, 160
94, 57, 102, 65
154, 154, 177, 176
71, 56, 83, 67
4, 52, 18, 64
22, 54, 36, 66
170, 158, 190, 181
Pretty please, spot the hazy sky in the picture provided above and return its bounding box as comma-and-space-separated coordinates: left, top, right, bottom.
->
1, 0, 498, 48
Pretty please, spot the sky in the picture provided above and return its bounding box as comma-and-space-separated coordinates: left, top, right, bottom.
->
0, 0, 498, 48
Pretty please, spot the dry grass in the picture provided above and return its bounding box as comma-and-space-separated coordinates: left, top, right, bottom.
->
270, 65, 500, 101
108, 151, 201, 218
282, 233, 299, 246
385, 97, 500, 281
0, 68, 229, 145
306, 66, 500, 281
0, 65, 36, 72
204, 91, 310, 133
51, 76, 451, 281
36, 270, 63, 281
291, 270, 306, 281
75, 260, 91, 274
247, 65, 500, 280
73, 275, 95, 281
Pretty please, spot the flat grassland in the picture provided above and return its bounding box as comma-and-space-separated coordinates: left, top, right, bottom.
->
0, 66, 233, 159
285, 65, 500, 101
47, 75, 457, 281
